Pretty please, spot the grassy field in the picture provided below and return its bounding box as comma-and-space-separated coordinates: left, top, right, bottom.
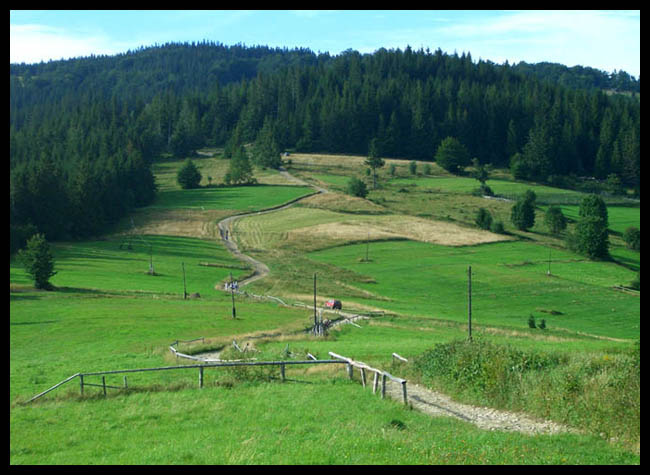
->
307, 240, 639, 339
10, 152, 640, 464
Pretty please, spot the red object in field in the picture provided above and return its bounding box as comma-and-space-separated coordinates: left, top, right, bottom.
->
325, 299, 342, 310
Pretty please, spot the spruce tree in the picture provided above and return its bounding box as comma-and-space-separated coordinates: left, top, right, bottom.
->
177, 159, 202, 189
435, 137, 471, 174
18, 233, 57, 290
364, 138, 385, 189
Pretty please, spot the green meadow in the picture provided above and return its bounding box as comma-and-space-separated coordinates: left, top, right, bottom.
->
308, 240, 639, 339
10, 153, 640, 464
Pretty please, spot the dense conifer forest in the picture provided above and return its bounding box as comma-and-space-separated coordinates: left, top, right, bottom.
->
10, 41, 640, 247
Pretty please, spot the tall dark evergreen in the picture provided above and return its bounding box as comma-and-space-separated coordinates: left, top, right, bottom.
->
10, 42, 640, 248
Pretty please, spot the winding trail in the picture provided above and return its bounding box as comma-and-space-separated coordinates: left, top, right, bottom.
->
210, 167, 580, 436
215, 168, 327, 288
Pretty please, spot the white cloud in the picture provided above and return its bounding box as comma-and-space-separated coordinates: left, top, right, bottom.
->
10, 23, 125, 63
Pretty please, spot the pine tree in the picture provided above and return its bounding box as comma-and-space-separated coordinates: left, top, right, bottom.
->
435, 137, 471, 174
572, 194, 609, 259
511, 190, 536, 231
226, 146, 255, 185
364, 138, 385, 189
177, 159, 202, 189
18, 233, 57, 290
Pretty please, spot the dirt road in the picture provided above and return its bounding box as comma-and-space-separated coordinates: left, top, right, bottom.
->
215, 168, 326, 288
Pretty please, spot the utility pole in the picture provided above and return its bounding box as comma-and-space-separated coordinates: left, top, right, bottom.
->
230, 272, 236, 319
468, 266, 472, 341
313, 273, 317, 334
148, 244, 154, 275
365, 231, 369, 262
182, 262, 187, 300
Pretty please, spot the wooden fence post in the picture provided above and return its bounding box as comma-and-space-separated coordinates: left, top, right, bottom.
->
199, 366, 204, 388
123, 376, 128, 389
381, 373, 386, 399
360, 368, 366, 387
102, 376, 107, 397
347, 363, 353, 380
372, 372, 378, 394
401, 381, 408, 405
280, 364, 286, 382
80, 374, 84, 396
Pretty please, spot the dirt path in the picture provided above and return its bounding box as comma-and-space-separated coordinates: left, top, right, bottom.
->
211, 168, 579, 436
215, 168, 326, 288
383, 379, 579, 436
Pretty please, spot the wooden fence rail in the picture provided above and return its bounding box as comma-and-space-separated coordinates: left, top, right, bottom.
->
26, 359, 347, 403
328, 351, 408, 405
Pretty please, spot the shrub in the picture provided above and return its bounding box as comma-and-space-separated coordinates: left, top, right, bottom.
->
490, 220, 505, 234
18, 233, 57, 290
414, 339, 563, 404
475, 208, 493, 230
528, 314, 536, 328
435, 137, 471, 174
623, 226, 640, 251
408, 161, 417, 175
544, 206, 567, 235
176, 159, 202, 189
511, 195, 536, 231
346, 177, 368, 198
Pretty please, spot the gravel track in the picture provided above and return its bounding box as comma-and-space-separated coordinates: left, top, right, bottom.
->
212, 168, 579, 436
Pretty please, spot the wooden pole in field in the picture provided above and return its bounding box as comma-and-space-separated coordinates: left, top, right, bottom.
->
313, 273, 317, 334
365, 231, 369, 262
182, 262, 187, 299
468, 266, 472, 341
230, 272, 236, 319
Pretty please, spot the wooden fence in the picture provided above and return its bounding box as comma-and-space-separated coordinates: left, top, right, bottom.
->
27, 358, 347, 403
26, 347, 409, 406
329, 352, 409, 405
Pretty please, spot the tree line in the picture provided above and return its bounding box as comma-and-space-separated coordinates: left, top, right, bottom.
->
10, 42, 640, 250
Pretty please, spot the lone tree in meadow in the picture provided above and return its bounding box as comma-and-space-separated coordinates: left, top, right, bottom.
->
177, 159, 202, 189
346, 177, 368, 198
511, 190, 536, 231
571, 194, 610, 259
18, 233, 57, 290
225, 145, 255, 185
365, 138, 385, 189
471, 158, 494, 196
435, 137, 471, 174
544, 206, 568, 235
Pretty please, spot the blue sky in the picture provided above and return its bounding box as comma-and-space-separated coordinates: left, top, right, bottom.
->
10, 10, 640, 78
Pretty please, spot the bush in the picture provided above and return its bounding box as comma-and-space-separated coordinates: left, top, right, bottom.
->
623, 226, 640, 251
490, 220, 505, 234
435, 137, 471, 174
346, 177, 368, 198
544, 206, 567, 235
18, 233, 57, 290
511, 193, 536, 231
475, 208, 493, 230
408, 161, 417, 175
176, 159, 202, 189
528, 314, 536, 328
414, 339, 563, 404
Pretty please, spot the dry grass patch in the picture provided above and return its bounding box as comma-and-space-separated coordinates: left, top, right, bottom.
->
298, 191, 387, 214
289, 215, 512, 248
118, 208, 231, 239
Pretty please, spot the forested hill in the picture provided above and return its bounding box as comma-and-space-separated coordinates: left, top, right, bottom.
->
10, 42, 640, 245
